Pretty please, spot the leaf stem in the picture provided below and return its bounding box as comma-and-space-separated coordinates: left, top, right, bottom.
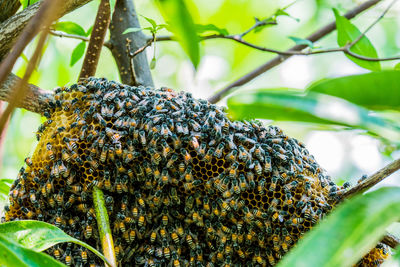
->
92, 187, 117, 267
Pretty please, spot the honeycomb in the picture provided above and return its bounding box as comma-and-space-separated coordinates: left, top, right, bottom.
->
1, 77, 388, 266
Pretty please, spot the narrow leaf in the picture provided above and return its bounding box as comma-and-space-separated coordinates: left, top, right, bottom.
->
150, 57, 157, 69
70, 42, 86, 67
0, 234, 66, 267
0, 178, 13, 195
141, 15, 158, 29
308, 71, 400, 111
86, 26, 93, 37
333, 8, 381, 71
157, 0, 200, 68
109, 0, 116, 16
288, 36, 314, 48
227, 89, 400, 142
277, 187, 400, 267
195, 24, 229, 35
52, 22, 87, 37
122, 27, 142, 35
0, 220, 111, 266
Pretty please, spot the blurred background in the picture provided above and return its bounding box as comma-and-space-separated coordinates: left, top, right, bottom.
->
1, 0, 399, 232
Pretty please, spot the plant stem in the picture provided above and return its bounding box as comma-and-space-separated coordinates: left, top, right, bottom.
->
92, 187, 117, 267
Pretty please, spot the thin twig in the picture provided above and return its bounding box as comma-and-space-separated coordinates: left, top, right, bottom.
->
207, 0, 382, 104
49, 30, 113, 49
0, 0, 63, 134
93, 187, 117, 267
337, 158, 400, 201
79, 0, 111, 79
382, 232, 400, 249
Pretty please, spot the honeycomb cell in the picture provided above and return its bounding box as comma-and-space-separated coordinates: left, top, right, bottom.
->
1, 77, 387, 266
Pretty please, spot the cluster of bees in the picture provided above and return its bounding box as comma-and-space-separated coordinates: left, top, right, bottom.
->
1, 77, 388, 266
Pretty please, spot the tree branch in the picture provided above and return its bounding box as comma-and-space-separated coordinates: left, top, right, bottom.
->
0, 74, 53, 114
337, 158, 400, 201
49, 30, 113, 50
0, 0, 20, 23
79, 0, 111, 79
0, 0, 93, 61
109, 0, 153, 87
207, 0, 382, 104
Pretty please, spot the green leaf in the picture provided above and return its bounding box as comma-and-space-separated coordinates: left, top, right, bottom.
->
150, 57, 157, 69
227, 89, 400, 142
195, 24, 228, 36
141, 15, 158, 29
20, 0, 40, 9
52, 22, 87, 37
333, 8, 381, 71
308, 71, 400, 111
86, 26, 93, 37
275, 8, 299, 22
157, 0, 200, 68
122, 27, 142, 35
288, 36, 315, 48
70, 42, 86, 67
109, 0, 116, 16
277, 187, 400, 267
0, 178, 13, 195
0, 234, 66, 267
0, 220, 110, 265
395, 62, 400, 70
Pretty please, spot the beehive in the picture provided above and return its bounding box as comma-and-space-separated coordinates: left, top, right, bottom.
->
1, 77, 388, 266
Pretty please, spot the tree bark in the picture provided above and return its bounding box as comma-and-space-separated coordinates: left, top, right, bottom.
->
0, 74, 53, 115
0, 0, 93, 61
109, 0, 153, 87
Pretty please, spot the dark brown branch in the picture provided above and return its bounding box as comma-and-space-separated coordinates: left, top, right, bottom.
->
337, 158, 400, 201
0, 74, 53, 114
0, 0, 93, 61
0, 0, 63, 134
79, 0, 111, 79
207, 0, 382, 104
0, 0, 20, 23
382, 232, 400, 249
109, 0, 153, 87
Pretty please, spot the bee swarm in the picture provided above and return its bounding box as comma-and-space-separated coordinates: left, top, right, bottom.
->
2, 77, 388, 266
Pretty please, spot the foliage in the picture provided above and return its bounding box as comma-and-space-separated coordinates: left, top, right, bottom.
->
0, 220, 109, 267
278, 187, 400, 266
2, 0, 400, 266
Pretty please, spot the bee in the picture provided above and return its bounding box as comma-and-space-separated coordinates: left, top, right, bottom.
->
166, 153, 179, 169
292, 217, 304, 226
186, 234, 196, 249
138, 215, 145, 227
70, 150, 83, 164
257, 178, 266, 194
202, 196, 210, 213
264, 156, 272, 173
181, 148, 191, 164
129, 229, 136, 242
160, 168, 170, 186
228, 162, 239, 179
204, 147, 214, 163
77, 203, 88, 212
21, 207, 35, 219
159, 227, 167, 242
84, 223, 93, 239
225, 150, 237, 163
171, 231, 180, 245
63, 137, 77, 151
80, 249, 88, 264
65, 194, 75, 209
253, 160, 262, 176
46, 143, 56, 160
213, 142, 225, 158
267, 250, 276, 265
284, 180, 299, 191
149, 148, 162, 165
53, 246, 63, 260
